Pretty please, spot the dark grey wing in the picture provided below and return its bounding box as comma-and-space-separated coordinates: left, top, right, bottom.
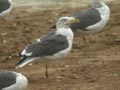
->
0, 0, 11, 13
70, 8, 101, 30
50, 8, 101, 31
0, 71, 16, 90
24, 34, 69, 57
38, 31, 56, 40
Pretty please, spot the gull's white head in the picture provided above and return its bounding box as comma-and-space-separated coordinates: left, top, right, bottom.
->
56, 16, 79, 29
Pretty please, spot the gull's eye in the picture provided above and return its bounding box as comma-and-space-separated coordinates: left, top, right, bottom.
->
62, 19, 67, 22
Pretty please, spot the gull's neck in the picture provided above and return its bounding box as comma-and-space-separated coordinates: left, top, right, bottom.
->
56, 27, 72, 35
56, 27, 74, 47
56, 24, 70, 29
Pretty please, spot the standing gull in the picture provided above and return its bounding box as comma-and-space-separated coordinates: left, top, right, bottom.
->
16, 16, 79, 77
0, 70, 28, 90
0, 0, 12, 17
50, 0, 110, 45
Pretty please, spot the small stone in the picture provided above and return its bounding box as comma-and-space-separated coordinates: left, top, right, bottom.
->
29, 63, 33, 66
113, 74, 120, 77
3, 40, 7, 43
1, 33, 8, 36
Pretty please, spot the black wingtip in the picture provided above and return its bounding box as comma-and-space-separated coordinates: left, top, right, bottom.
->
16, 60, 22, 66
16, 56, 27, 66
49, 25, 56, 30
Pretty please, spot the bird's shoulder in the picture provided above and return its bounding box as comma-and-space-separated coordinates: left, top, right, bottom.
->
73, 8, 100, 18
39, 31, 66, 43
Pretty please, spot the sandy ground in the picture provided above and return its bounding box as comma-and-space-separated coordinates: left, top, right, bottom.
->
0, 1, 120, 90
12, 0, 115, 10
